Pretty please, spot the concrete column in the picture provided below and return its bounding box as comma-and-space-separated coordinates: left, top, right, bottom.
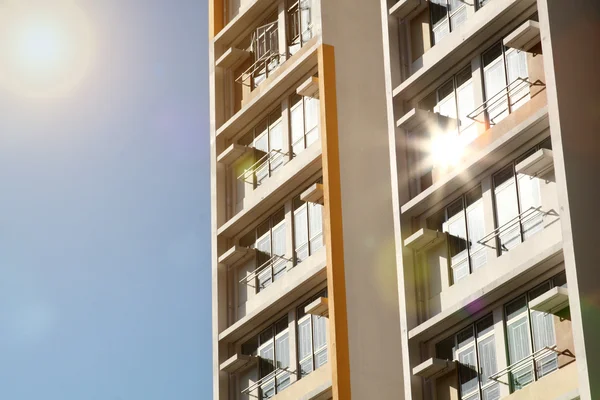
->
481, 176, 498, 263
319, 0, 405, 396
492, 306, 510, 398
280, 97, 292, 163
536, 1, 600, 399
284, 199, 295, 272
277, 1, 287, 63
287, 309, 299, 385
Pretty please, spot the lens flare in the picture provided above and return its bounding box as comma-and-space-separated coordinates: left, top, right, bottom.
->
0, 0, 94, 97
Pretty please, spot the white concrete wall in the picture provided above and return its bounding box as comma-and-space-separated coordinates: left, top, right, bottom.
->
320, 0, 405, 398
537, 1, 600, 398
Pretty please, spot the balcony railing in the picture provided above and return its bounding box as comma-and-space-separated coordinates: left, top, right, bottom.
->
467, 78, 545, 124
237, 149, 288, 185
488, 346, 564, 384
236, 22, 282, 89
239, 254, 291, 289
478, 206, 554, 251
240, 367, 291, 397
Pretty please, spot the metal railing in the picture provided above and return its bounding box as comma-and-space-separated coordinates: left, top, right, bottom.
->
239, 254, 291, 288
240, 367, 290, 397
467, 78, 546, 124
237, 149, 288, 184
488, 346, 560, 383
236, 22, 282, 88
478, 206, 549, 249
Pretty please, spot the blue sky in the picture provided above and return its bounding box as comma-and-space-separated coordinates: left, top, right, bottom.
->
0, 1, 211, 399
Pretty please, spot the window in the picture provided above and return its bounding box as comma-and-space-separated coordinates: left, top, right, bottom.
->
504, 273, 565, 393
240, 209, 287, 292
297, 290, 328, 378
290, 92, 319, 156
430, 0, 468, 45
257, 318, 291, 398
424, 66, 477, 143
293, 185, 324, 264
287, 0, 312, 56
252, 15, 280, 88
492, 139, 551, 254
436, 314, 500, 400
239, 109, 285, 188
482, 43, 529, 126
427, 186, 486, 284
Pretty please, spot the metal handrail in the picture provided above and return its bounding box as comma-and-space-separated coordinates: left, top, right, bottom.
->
467, 78, 545, 122
489, 346, 559, 382
240, 367, 290, 396
478, 206, 547, 247
237, 149, 288, 183
236, 22, 281, 87
239, 254, 290, 287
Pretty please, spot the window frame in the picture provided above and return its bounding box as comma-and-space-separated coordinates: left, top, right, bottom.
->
491, 138, 552, 255
257, 317, 291, 399
503, 273, 563, 393
436, 314, 500, 400
481, 42, 530, 127
429, 185, 486, 285
289, 92, 320, 157
296, 289, 328, 379
292, 181, 324, 264
429, 0, 469, 46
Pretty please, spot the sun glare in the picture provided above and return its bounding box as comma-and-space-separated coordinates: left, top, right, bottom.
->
0, 1, 93, 97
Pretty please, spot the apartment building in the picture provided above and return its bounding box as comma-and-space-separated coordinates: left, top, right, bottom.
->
381, 0, 600, 400
208, 0, 404, 399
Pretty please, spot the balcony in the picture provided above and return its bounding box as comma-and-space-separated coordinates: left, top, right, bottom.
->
408, 221, 563, 342
220, 247, 326, 344
393, 0, 536, 101
216, 36, 320, 142
218, 139, 322, 239
214, 0, 280, 50
401, 87, 549, 218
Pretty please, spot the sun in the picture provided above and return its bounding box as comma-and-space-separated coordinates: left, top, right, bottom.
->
0, 0, 94, 98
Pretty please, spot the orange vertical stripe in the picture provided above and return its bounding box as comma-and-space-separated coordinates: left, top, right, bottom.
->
209, 0, 224, 40
318, 44, 351, 400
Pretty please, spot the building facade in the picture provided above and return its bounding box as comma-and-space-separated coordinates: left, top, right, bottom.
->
382, 0, 600, 399
210, 0, 600, 399
208, 0, 404, 399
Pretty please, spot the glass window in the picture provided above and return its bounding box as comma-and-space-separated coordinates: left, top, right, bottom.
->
245, 209, 288, 293
482, 43, 529, 126
257, 317, 291, 399
492, 140, 548, 255
431, 185, 486, 284
239, 109, 285, 189
293, 181, 324, 264
430, 0, 468, 45
290, 92, 320, 157
504, 276, 561, 394
436, 314, 499, 400
429, 67, 477, 143
287, 0, 312, 56
297, 289, 328, 379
